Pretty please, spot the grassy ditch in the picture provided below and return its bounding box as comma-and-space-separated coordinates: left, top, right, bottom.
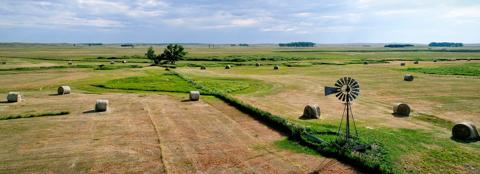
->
0, 64, 143, 72
0, 111, 69, 120
173, 71, 392, 173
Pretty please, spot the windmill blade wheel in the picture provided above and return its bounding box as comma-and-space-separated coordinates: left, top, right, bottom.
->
335, 77, 360, 102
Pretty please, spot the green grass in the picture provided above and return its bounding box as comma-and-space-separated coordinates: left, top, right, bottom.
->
298, 120, 480, 174
0, 111, 69, 120
406, 63, 480, 76
274, 138, 321, 156
99, 72, 198, 93
97, 70, 271, 94
94, 64, 143, 70
0, 64, 143, 72
414, 113, 455, 129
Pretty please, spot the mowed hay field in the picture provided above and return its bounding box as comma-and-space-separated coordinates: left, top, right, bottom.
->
1, 43, 480, 173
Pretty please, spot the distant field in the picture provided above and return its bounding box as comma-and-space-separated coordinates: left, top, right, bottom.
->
0, 43, 479, 173
1, 43, 480, 64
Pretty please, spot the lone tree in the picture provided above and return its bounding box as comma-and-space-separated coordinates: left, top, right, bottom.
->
145, 47, 159, 64
159, 44, 187, 64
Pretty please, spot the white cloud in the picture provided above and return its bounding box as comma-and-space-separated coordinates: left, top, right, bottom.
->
293, 12, 314, 17
445, 6, 480, 18
230, 19, 258, 26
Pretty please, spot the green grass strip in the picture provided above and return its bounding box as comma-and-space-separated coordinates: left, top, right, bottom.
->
0, 111, 69, 120
172, 70, 393, 174
405, 63, 480, 76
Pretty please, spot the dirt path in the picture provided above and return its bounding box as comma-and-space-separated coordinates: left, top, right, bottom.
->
143, 95, 357, 173
0, 93, 358, 173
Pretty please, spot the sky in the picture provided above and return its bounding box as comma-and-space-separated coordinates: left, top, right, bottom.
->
0, 0, 479, 43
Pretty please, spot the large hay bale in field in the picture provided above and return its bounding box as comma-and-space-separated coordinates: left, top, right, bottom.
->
404, 74, 414, 81
299, 104, 320, 119
414, 61, 419, 64
6, 92, 21, 103
95, 99, 109, 112
273, 65, 279, 70
189, 91, 200, 101
363, 61, 368, 65
225, 65, 231, 69
393, 103, 411, 116
68, 61, 73, 65
400, 62, 406, 66
110, 61, 115, 64
256, 62, 261, 67
122, 60, 127, 63
452, 122, 479, 140
433, 59, 437, 62
57, 86, 71, 95
200, 66, 206, 70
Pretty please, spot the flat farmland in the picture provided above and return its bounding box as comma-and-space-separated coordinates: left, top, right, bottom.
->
1, 44, 480, 173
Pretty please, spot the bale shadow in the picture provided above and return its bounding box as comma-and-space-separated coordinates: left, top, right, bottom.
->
181, 99, 197, 102
48, 94, 61, 96
0, 101, 12, 103
298, 115, 319, 120
451, 137, 479, 143
83, 110, 97, 114
392, 113, 409, 117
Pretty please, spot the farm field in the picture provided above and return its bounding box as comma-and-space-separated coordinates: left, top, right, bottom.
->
1, 44, 480, 173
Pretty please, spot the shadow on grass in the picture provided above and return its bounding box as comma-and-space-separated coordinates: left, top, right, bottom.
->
181, 99, 198, 102
83, 110, 97, 114
392, 113, 410, 118
451, 137, 480, 143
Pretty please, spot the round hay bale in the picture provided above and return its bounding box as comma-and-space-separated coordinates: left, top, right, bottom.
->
433, 59, 437, 62
122, 60, 127, 63
95, 99, 109, 112
400, 62, 406, 66
299, 104, 320, 119
6, 92, 21, 103
225, 65, 231, 69
363, 61, 368, 65
273, 65, 279, 70
57, 86, 71, 95
255, 62, 261, 67
393, 103, 411, 116
189, 91, 200, 101
452, 122, 479, 140
68, 61, 73, 65
110, 61, 115, 64
200, 66, 206, 70
414, 61, 419, 64
404, 74, 414, 81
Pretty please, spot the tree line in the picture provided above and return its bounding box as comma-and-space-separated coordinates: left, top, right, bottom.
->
428, 42, 463, 47
279, 42, 315, 47
384, 44, 414, 48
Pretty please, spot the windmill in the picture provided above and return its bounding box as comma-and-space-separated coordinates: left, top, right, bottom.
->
324, 77, 360, 143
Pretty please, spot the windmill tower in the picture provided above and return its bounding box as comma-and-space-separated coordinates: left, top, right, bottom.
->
324, 77, 360, 143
